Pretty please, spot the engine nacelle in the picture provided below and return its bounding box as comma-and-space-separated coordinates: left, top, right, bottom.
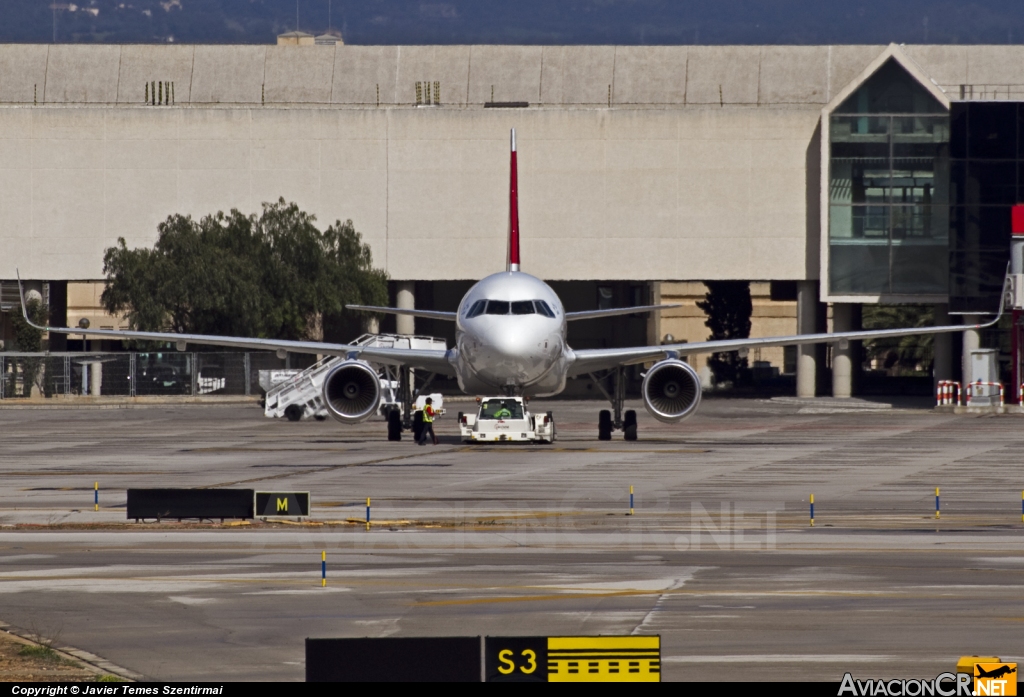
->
322, 360, 381, 424
642, 359, 702, 423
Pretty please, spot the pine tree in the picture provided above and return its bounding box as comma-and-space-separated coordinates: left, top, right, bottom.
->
696, 281, 752, 387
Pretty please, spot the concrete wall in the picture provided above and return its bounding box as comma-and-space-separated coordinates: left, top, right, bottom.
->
0, 104, 819, 282
67, 282, 129, 331
4, 44, 1022, 108
8, 43, 1024, 284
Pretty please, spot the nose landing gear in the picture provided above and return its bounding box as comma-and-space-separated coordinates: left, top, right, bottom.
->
590, 367, 638, 441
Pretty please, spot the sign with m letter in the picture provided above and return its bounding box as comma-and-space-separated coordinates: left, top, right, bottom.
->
255, 492, 310, 517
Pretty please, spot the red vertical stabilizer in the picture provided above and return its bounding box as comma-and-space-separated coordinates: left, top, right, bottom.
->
508, 128, 520, 272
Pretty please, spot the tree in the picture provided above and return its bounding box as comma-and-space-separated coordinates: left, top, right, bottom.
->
696, 281, 752, 387
101, 199, 388, 342
861, 305, 934, 375
8, 298, 47, 397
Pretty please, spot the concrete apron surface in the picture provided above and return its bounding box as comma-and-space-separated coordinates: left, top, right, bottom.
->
0, 399, 1022, 681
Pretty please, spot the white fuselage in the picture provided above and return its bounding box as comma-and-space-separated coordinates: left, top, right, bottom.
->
453, 271, 571, 396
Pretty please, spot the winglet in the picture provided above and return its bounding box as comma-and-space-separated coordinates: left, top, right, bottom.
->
978, 264, 1011, 329
508, 128, 520, 273
16, 269, 49, 331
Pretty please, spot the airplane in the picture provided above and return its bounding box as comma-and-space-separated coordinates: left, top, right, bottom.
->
19, 129, 1007, 442
975, 665, 1016, 679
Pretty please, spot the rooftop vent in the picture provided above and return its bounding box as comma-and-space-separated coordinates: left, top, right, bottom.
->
277, 31, 314, 46
315, 32, 344, 46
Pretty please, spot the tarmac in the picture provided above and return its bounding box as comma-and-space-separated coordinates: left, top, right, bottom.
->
1, 397, 1023, 681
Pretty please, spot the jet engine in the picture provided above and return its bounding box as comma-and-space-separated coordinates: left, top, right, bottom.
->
641, 359, 702, 423
322, 360, 381, 424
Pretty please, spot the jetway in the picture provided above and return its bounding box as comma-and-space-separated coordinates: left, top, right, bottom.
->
261, 333, 447, 422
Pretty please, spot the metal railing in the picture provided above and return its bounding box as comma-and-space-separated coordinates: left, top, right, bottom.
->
965, 380, 1004, 407
936, 380, 961, 406
945, 84, 1024, 101
0, 351, 286, 399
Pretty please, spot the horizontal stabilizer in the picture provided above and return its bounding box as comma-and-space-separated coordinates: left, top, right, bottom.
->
565, 304, 681, 321
345, 305, 458, 322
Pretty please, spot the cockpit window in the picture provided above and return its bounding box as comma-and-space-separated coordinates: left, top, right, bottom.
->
485, 300, 510, 315
511, 300, 535, 315
534, 300, 556, 318
469, 299, 555, 317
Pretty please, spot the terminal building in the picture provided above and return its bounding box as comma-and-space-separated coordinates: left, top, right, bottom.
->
0, 42, 1021, 396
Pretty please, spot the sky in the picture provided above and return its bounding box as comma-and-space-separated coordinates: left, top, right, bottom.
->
7, 0, 1024, 45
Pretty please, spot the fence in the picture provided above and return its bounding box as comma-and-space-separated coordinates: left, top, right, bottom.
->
0, 351, 288, 399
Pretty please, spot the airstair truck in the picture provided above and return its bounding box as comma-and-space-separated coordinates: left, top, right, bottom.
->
459, 396, 556, 443
261, 333, 446, 422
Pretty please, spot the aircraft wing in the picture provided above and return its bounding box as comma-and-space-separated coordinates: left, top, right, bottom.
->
17, 280, 454, 374
568, 315, 1003, 377
565, 304, 681, 321
346, 305, 458, 322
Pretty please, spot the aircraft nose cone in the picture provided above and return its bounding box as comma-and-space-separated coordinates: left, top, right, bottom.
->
489, 330, 533, 359
465, 321, 556, 388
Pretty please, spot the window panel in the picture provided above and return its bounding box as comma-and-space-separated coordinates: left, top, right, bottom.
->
950, 107, 968, 159
833, 59, 945, 115
485, 300, 510, 315
891, 205, 948, 241
534, 300, 556, 318
966, 161, 1017, 205
891, 243, 948, 294
830, 115, 890, 139
829, 241, 891, 294
892, 116, 949, 141
830, 160, 891, 204
967, 102, 1017, 159
949, 249, 1012, 313
510, 300, 535, 315
890, 159, 938, 205
828, 63, 950, 297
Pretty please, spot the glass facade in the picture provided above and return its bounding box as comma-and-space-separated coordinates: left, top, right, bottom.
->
829, 59, 949, 296
949, 102, 1016, 314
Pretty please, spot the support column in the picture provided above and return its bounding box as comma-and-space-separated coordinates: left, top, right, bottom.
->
796, 281, 819, 398
396, 281, 415, 336
832, 303, 854, 398
932, 304, 952, 388
90, 362, 102, 397
48, 281, 68, 352
961, 314, 981, 386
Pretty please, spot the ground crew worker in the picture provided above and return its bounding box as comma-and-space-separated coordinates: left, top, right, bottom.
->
417, 397, 439, 445
493, 402, 512, 419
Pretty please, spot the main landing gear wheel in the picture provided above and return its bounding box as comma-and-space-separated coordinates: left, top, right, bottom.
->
598, 409, 613, 441
623, 409, 638, 441
387, 409, 402, 441
284, 404, 304, 422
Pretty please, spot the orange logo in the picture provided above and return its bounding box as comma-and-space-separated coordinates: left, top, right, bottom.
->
975, 663, 1017, 696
